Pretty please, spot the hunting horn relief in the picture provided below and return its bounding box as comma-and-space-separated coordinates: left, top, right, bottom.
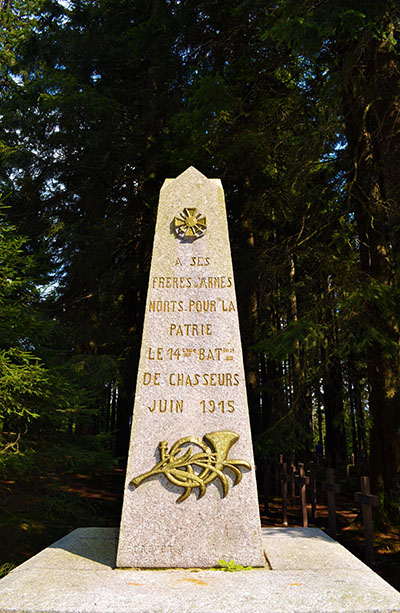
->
130, 430, 251, 503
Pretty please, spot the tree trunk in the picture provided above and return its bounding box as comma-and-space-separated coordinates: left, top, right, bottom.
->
342, 25, 400, 520
322, 355, 347, 467
239, 217, 263, 438
288, 253, 312, 451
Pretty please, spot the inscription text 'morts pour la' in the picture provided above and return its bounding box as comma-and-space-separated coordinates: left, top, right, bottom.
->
148, 299, 235, 312
116, 167, 264, 569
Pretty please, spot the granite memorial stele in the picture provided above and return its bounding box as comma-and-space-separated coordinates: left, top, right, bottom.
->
116, 167, 265, 568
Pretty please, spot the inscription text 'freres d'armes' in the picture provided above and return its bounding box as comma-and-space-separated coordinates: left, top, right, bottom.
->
116, 167, 265, 569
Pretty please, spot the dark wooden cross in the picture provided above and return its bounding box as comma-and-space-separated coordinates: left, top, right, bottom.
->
280, 462, 290, 526
354, 476, 379, 566
295, 462, 309, 527
346, 453, 356, 480
275, 454, 284, 494
322, 468, 340, 538
262, 458, 271, 515
308, 461, 317, 520
289, 456, 296, 503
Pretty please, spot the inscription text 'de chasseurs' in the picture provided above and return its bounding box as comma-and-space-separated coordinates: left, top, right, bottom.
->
148, 299, 235, 313
143, 372, 240, 386
146, 399, 235, 413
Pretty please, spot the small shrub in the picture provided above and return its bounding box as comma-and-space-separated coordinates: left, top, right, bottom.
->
0, 448, 37, 479
214, 559, 252, 572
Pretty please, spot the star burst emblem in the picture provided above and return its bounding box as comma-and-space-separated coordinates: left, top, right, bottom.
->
174, 208, 207, 239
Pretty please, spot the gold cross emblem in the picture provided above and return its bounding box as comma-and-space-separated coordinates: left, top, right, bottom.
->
174, 208, 207, 239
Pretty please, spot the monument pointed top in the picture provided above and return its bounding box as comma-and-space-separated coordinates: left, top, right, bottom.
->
162, 166, 221, 192
175, 166, 208, 181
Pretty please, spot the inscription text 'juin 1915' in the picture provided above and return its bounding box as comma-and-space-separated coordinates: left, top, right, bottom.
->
116, 167, 264, 568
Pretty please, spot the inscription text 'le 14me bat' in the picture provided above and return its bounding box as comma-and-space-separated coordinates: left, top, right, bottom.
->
116, 167, 265, 569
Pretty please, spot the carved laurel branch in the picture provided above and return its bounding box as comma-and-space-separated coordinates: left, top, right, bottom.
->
130, 431, 251, 503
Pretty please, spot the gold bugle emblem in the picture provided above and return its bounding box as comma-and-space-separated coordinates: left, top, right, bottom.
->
130, 430, 251, 503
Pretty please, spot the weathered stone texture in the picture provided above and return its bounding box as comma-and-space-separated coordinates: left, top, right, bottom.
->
116, 167, 264, 568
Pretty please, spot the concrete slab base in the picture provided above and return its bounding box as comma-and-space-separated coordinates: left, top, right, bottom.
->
0, 527, 399, 613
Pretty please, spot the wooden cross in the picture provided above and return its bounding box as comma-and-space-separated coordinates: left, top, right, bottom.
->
262, 458, 271, 515
308, 461, 317, 520
354, 476, 379, 566
346, 453, 356, 480
322, 468, 340, 538
275, 454, 284, 494
289, 456, 296, 503
280, 462, 290, 526
295, 463, 309, 527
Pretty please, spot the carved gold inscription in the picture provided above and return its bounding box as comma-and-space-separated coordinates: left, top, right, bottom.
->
130, 431, 251, 502
188, 300, 216, 312
151, 276, 232, 289
221, 300, 235, 312
190, 257, 210, 266
146, 244, 239, 425
143, 372, 160, 385
169, 323, 212, 336
152, 276, 191, 289
143, 372, 239, 387
147, 300, 234, 313
169, 373, 239, 386
201, 400, 235, 413
175, 257, 211, 267
147, 399, 184, 413
148, 300, 184, 312
147, 347, 235, 361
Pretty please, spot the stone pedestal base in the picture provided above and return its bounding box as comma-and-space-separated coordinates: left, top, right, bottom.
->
0, 527, 399, 612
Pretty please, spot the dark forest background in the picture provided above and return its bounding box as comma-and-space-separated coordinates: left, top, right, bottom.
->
1, 0, 400, 526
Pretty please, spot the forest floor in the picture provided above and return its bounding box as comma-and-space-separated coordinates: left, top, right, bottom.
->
0, 467, 399, 592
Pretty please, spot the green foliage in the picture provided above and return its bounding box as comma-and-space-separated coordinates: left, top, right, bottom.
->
214, 559, 252, 572
33, 488, 102, 524
35, 433, 115, 475
0, 433, 114, 479
0, 447, 37, 480
0, 203, 90, 442
0, 208, 51, 429
0, 563, 15, 579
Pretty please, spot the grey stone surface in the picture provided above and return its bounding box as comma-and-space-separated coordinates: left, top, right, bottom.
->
9, 528, 118, 573
117, 167, 264, 568
1, 527, 400, 613
262, 527, 368, 571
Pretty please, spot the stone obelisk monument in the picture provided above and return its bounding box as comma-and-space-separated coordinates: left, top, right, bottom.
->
117, 167, 264, 568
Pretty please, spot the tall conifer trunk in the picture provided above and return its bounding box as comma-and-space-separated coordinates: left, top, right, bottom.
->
239, 217, 263, 439
342, 23, 400, 520
288, 253, 312, 450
